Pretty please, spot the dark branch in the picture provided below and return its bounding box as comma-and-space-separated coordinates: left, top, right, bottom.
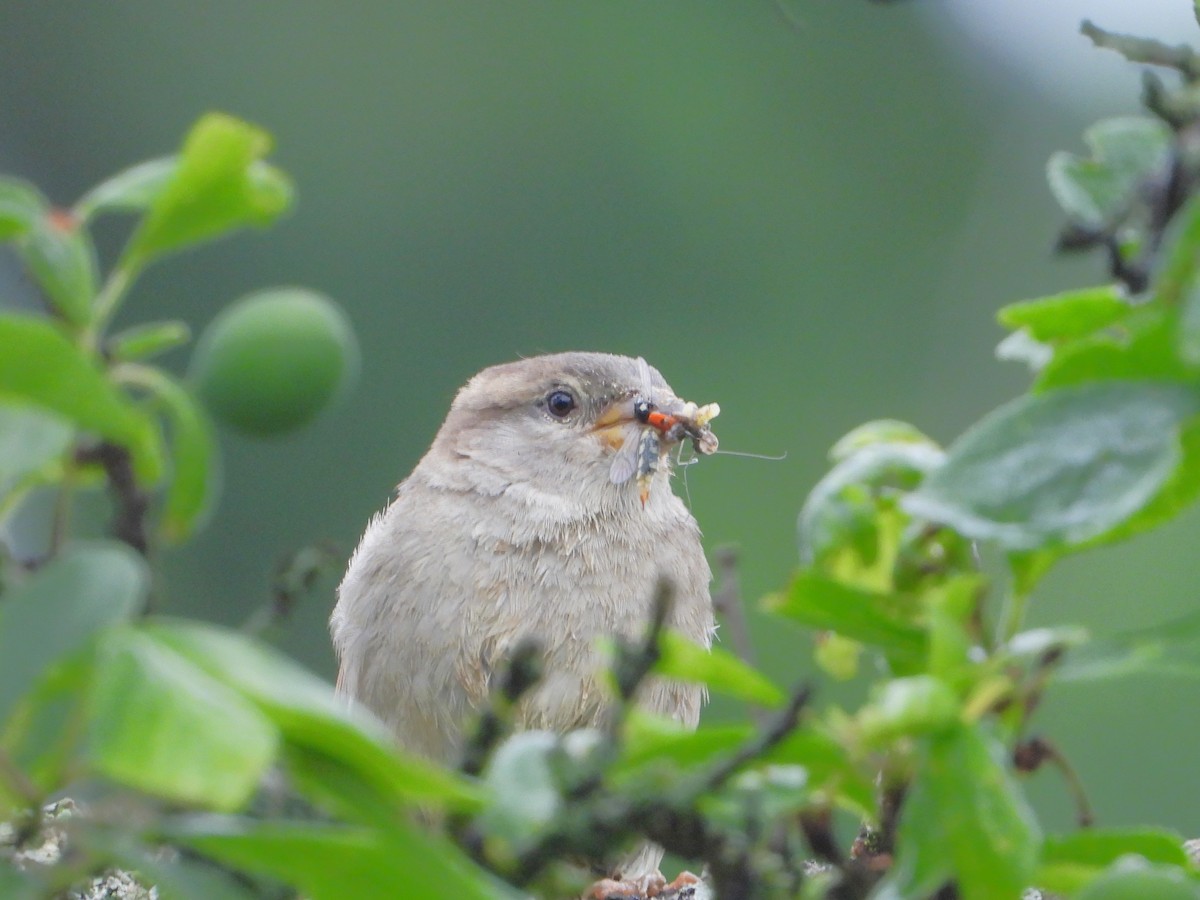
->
76, 442, 150, 556
1081, 20, 1200, 81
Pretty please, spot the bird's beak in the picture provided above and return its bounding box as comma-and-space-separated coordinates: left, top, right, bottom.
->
592, 395, 643, 450
592, 393, 719, 452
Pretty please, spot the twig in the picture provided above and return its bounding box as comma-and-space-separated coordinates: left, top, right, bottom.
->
711, 548, 756, 668
457, 638, 545, 778
712, 547, 771, 729
613, 580, 672, 706
1081, 21, 1200, 81
243, 541, 342, 636
700, 683, 811, 792
1013, 736, 1095, 828
76, 442, 150, 557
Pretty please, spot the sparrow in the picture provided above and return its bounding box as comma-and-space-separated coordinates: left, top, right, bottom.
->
330, 351, 717, 883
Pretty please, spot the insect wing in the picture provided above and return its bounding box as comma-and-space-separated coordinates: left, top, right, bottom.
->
609, 433, 640, 484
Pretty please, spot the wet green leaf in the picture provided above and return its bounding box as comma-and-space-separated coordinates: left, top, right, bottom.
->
904, 382, 1200, 551
0, 314, 163, 482
1081, 415, 1200, 551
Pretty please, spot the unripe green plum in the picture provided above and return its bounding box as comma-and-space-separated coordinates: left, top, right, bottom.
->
190, 287, 358, 436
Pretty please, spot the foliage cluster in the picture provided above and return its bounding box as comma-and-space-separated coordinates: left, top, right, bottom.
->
4, 11, 1200, 900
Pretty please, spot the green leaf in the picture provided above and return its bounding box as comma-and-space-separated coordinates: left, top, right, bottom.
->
479, 730, 563, 851
616, 711, 751, 776
0, 864, 40, 900
768, 572, 928, 668
1038, 828, 1191, 894
998, 285, 1132, 342
1047, 152, 1127, 228
1158, 195, 1200, 310
764, 728, 876, 817
886, 725, 1040, 900
143, 620, 482, 810
0, 543, 147, 727
0, 403, 72, 499
1047, 117, 1172, 227
1079, 414, 1200, 551
107, 319, 191, 362
1056, 609, 1200, 683
167, 816, 508, 900
0, 177, 45, 240
89, 839, 263, 900
700, 765, 811, 834
798, 441, 944, 569
19, 208, 98, 326
76, 155, 288, 224
1178, 273, 1200, 365
1004, 626, 1090, 663
74, 157, 178, 220
88, 627, 279, 811
1084, 117, 1173, 179
828, 419, 935, 463
655, 630, 785, 707
1076, 860, 1200, 900
858, 675, 959, 746
904, 381, 1200, 551
123, 113, 293, 269
121, 367, 217, 542
1036, 310, 1192, 391
0, 315, 164, 482
995, 329, 1054, 372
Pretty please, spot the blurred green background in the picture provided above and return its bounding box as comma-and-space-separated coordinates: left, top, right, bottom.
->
2, 1, 1197, 841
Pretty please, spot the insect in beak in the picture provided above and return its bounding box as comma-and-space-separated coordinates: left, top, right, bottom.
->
599, 388, 720, 507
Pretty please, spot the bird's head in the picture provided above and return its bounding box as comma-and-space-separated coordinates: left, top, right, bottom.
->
419, 352, 716, 515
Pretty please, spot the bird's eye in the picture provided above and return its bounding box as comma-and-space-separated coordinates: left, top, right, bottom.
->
545, 389, 577, 418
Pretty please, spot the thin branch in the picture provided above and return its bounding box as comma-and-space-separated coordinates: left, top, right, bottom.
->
1013, 736, 1095, 828
700, 683, 812, 793
1081, 20, 1200, 81
457, 638, 545, 778
76, 442, 150, 557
